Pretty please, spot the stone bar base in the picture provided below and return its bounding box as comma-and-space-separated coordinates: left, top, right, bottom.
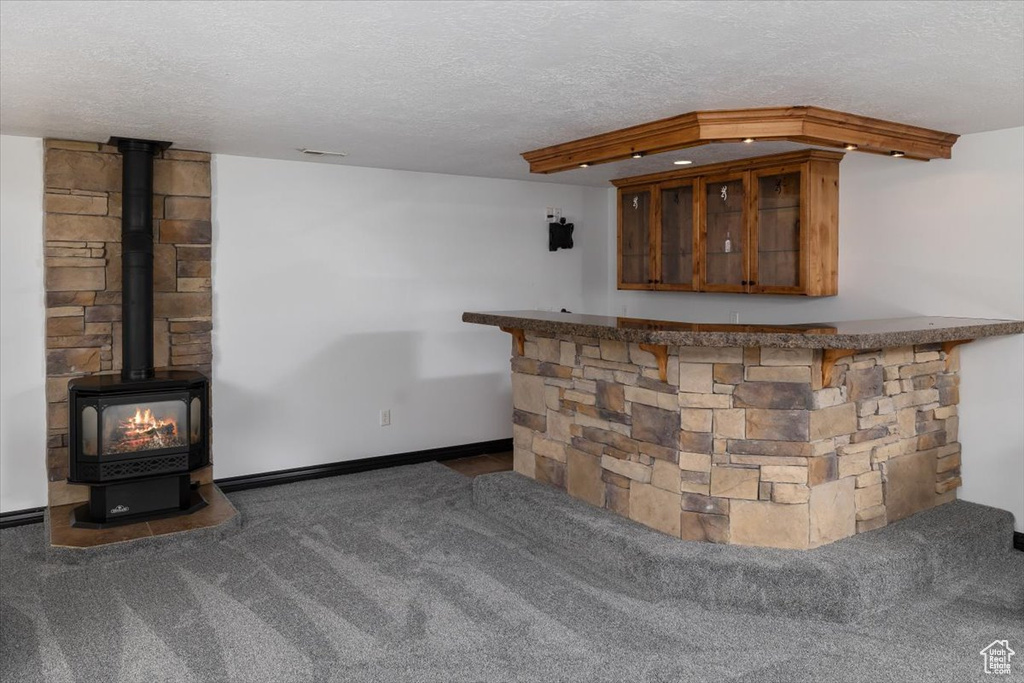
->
511, 334, 962, 549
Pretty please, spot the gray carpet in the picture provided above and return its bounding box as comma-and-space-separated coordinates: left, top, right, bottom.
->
1, 462, 1021, 683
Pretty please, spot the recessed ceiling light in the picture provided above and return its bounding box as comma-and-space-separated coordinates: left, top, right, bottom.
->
742, 138, 755, 144
631, 152, 644, 159
844, 143, 858, 151
579, 163, 590, 168
673, 160, 693, 165
298, 148, 348, 157
889, 150, 906, 158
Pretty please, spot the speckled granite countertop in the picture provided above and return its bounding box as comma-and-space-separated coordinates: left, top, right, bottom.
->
462, 310, 1024, 349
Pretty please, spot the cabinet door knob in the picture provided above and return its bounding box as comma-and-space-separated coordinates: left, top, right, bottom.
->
741, 280, 748, 285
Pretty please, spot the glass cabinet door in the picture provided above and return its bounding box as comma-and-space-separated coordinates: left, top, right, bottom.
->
619, 188, 652, 287
754, 170, 802, 290
703, 174, 748, 290
660, 184, 695, 287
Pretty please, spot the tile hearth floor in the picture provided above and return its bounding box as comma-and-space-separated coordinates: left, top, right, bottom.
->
441, 451, 513, 478
48, 483, 238, 549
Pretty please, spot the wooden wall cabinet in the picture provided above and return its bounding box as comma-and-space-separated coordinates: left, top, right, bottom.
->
614, 149, 842, 297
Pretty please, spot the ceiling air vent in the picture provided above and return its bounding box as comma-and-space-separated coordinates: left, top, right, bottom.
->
298, 148, 347, 157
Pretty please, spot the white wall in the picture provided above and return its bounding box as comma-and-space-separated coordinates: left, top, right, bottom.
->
212, 155, 606, 478
594, 127, 1024, 531
0, 135, 47, 512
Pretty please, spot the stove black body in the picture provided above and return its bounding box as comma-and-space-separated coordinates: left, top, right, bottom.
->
66, 137, 210, 528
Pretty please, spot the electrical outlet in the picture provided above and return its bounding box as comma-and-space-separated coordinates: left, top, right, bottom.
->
379, 409, 391, 427
730, 311, 740, 324
546, 207, 562, 223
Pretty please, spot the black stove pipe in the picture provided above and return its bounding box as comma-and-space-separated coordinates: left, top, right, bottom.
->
111, 137, 171, 381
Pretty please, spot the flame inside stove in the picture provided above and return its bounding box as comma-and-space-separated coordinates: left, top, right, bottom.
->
103, 401, 187, 454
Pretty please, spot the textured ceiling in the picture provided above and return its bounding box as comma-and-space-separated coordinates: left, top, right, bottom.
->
1, 1, 1022, 186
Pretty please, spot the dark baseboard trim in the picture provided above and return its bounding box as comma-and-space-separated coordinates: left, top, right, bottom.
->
215, 438, 513, 494
0, 439, 513, 529
0, 506, 46, 529
1014, 531, 1024, 552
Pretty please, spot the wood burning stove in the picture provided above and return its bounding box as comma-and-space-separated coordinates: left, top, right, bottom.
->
67, 137, 210, 528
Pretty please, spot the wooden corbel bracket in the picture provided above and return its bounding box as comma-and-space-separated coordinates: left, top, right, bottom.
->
639, 343, 669, 383
499, 327, 525, 357
941, 339, 971, 370
821, 348, 856, 387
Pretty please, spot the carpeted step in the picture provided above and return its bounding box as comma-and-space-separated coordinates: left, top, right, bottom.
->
472, 472, 1015, 623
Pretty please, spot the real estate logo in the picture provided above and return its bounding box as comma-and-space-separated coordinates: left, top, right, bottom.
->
980, 640, 1015, 675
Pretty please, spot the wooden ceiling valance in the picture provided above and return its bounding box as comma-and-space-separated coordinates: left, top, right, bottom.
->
521, 106, 959, 174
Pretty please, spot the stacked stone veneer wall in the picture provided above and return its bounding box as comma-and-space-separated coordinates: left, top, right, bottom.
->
511, 333, 962, 549
43, 139, 213, 508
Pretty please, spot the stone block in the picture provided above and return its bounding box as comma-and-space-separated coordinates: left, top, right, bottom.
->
566, 449, 604, 506
899, 360, 945, 379
679, 347, 743, 364
679, 451, 712, 473
164, 196, 212, 220
710, 466, 759, 499
730, 500, 809, 549
629, 482, 681, 536
681, 493, 729, 515
713, 363, 744, 385
46, 348, 100, 374
855, 483, 884, 510
760, 347, 814, 366
512, 372, 547, 415
809, 403, 857, 440
846, 366, 884, 401
631, 403, 679, 449
936, 450, 961, 473
532, 437, 566, 462
601, 454, 651, 482
513, 409, 546, 432
745, 365, 812, 383
176, 260, 211, 278
513, 444, 536, 478
809, 477, 856, 547
546, 410, 572, 443
679, 362, 714, 393
772, 483, 810, 504
885, 450, 938, 522
45, 193, 107, 215
807, 455, 838, 485
680, 511, 730, 543
729, 440, 812, 457
599, 339, 628, 362
713, 408, 745, 439
761, 465, 807, 484
624, 386, 660, 407
154, 159, 211, 197
651, 458, 682, 492
563, 389, 596, 405
558, 341, 576, 367
535, 456, 566, 488
605, 482, 630, 516
679, 430, 712, 454
535, 337, 560, 363
45, 148, 120, 192
894, 389, 940, 410
46, 315, 84, 336
46, 214, 119, 242
882, 346, 914, 366
679, 393, 731, 409
158, 220, 210, 245
838, 451, 871, 478
153, 292, 211, 318
745, 409, 809, 441
680, 408, 713, 432
733, 381, 813, 409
